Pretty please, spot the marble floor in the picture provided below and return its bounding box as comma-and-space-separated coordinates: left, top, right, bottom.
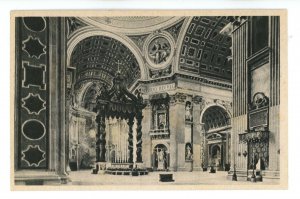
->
67, 170, 279, 186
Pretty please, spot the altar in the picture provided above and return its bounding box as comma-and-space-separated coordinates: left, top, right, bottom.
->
92, 69, 147, 175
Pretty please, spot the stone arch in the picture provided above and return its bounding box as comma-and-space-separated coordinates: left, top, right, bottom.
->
67, 27, 148, 81
173, 17, 193, 73
200, 104, 231, 132
200, 103, 231, 124
153, 142, 170, 153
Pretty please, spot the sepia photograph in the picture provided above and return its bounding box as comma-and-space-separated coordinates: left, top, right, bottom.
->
10, 10, 287, 190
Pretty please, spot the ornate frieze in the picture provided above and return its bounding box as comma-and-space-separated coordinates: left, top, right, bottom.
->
149, 64, 172, 79
192, 95, 202, 104
239, 130, 269, 144
168, 92, 193, 105
132, 72, 232, 93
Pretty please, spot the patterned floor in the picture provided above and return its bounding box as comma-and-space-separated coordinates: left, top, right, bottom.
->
67, 170, 279, 186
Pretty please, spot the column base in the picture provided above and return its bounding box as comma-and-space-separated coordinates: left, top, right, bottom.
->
14, 170, 69, 186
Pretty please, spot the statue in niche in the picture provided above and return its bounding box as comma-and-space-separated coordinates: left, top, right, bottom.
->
185, 143, 193, 161
148, 37, 171, 65
185, 102, 192, 121
158, 113, 166, 129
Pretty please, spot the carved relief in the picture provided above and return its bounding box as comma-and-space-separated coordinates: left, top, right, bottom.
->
144, 31, 175, 70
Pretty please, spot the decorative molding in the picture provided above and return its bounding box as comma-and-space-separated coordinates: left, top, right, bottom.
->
132, 72, 232, 93
21, 145, 46, 167
21, 93, 46, 115
169, 92, 188, 104
21, 119, 46, 141
22, 36, 46, 59
128, 34, 149, 52
149, 64, 172, 79
22, 61, 46, 90
23, 17, 46, 32
239, 130, 269, 143
67, 17, 87, 38
192, 95, 202, 104
247, 46, 270, 71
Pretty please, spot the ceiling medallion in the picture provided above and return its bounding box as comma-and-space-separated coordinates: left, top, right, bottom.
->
144, 31, 175, 70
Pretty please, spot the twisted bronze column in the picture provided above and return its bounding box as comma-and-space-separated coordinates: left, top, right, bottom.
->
127, 115, 134, 164
136, 110, 143, 163
96, 106, 106, 162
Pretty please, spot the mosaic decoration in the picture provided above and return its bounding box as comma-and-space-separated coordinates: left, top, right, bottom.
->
22, 119, 45, 140
16, 17, 49, 169
21, 93, 46, 115
22, 61, 46, 90
22, 36, 46, 59
23, 17, 46, 32
21, 145, 46, 167
179, 16, 232, 80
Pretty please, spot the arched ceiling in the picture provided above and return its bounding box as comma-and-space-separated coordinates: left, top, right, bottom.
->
178, 16, 232, 81
202, 106, 230, 131
70, 35, 141, 89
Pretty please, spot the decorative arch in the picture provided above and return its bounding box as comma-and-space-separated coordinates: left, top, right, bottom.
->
153, 142, 170, 153
67, 27, 148, 80
200, 104, 231, 132
174, 17, 193, 73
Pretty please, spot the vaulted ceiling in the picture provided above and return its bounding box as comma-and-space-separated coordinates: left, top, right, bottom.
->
70, 35, 141, 89
178, 16, 232, 81
69, 16, 233, 93
202, 106, 231, 131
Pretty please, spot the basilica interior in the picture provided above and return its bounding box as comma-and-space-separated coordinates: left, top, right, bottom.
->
14, 15, 280, 185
